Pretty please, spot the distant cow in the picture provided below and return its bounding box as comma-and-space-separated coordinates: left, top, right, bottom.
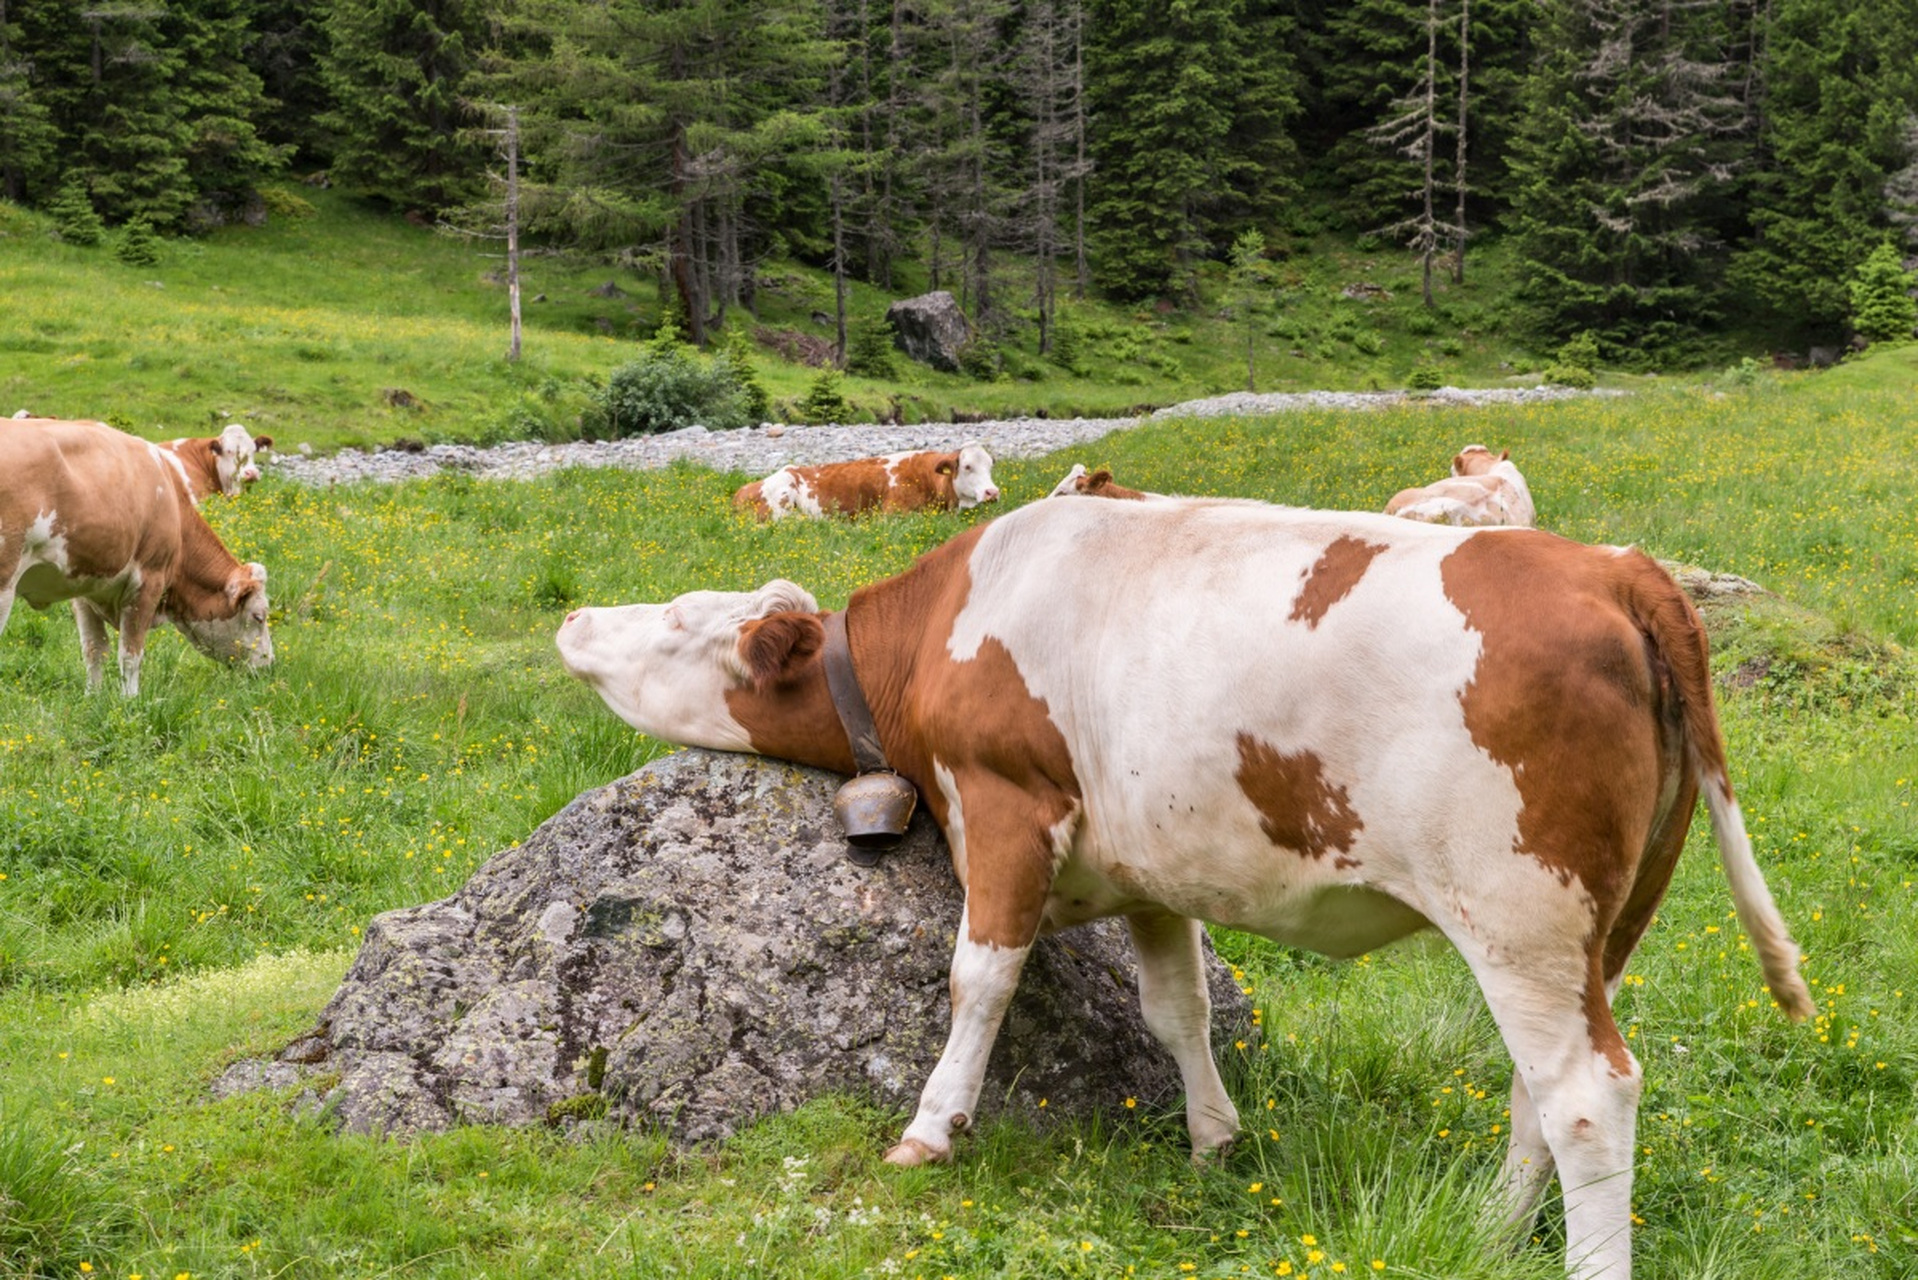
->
733, 443, 999, 521
1, 419, 275, 693
1386, 444, 1536, 527
161, 423, 274, 503
559, 496, 1810, 1280
1046, 463, 1157, 500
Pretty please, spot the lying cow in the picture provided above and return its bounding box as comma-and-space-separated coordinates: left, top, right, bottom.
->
1386, 444, 1536, 526
558, 496, 1810, 1280
1046, 463, 1156, 500
162, 422, 274, 503
1, 418, 275, 693
733, 443, 999, 521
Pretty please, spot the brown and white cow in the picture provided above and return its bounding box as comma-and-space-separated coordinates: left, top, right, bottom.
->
1045, 462, 1158, 500
1, 418, 275, 693
556, 496, 1809, 1280
733, 443, 999, 521
1386, 444, 1536, 527
161, 422, 274, 503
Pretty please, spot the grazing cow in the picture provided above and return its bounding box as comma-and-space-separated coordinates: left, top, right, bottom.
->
161, 422, 274, 503
1387, 444, 1536, 527
1, 418, 275, 693
558, 496, 1811, 1280
1046, 463, 1157, 500
733, 443, 999, 521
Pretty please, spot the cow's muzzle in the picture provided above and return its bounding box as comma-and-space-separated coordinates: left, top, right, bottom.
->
833, 771, 919, 865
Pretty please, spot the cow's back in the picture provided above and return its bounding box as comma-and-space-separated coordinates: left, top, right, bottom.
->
1, 420, 184, 599
932, 498, 1672, 946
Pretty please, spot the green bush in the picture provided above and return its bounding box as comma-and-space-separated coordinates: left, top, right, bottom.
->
956, 336, 1003, 380
1848, 242, 1917, 345
1556, 329, 1601, 370
1352, 330, 1385, 356
798, 367, 849, 422
1403, 309, 1440, 336
1045, 319, 1083, 373
48, 179, 105, 247
716, 328, 772, 424
1544, 362, 1596, 389
844, 314, 898, 379
115, 216, 162, 267
595, 321, 751, 436
259, 186, 318, 221
1407, 362, 1444, 391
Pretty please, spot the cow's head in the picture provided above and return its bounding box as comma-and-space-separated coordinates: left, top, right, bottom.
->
940, 442, 1000, 508
1047, 463, 1089, 497
557, 579, 821, 747
174, 562, 274, 669
211, 423, 273, 496
1450, 445, 1508, 477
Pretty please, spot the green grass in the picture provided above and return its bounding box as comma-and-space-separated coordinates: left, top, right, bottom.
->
2, 205, 1915, 1277
5, 385, 1916, 1278
3, 188, 1611, 455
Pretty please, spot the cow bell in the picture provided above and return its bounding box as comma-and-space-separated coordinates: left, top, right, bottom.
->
833, 770, 918, 864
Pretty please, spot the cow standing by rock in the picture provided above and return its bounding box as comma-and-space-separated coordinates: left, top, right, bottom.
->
1387, 444, 1536, 527
558, 496, 1810, 1280
733, 443, 999, 521
1, 418, 275, 693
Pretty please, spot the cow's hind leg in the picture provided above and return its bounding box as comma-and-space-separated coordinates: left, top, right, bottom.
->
1452, 934, 1641, 1280
72, 600, 112, 692
1126, 911, 1240, 1159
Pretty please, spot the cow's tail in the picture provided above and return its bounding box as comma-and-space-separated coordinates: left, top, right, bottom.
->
1620, 551, 1814, 1022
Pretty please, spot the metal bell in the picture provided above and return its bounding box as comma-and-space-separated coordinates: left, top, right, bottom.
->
833, 771, 918, 863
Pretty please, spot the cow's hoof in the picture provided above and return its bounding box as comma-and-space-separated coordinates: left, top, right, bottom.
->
1190, 1135, 1238, 1167
883, 1137, 949, 1167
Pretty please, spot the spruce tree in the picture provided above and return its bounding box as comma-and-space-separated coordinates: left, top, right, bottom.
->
116, 215, 162, 266
165, 0, 293, 224
48, 177, 105, 246
0, 0, 57, 202
1849, 242, 1918, 344
319, 0, 487, 212
1730, 0, 1918, 341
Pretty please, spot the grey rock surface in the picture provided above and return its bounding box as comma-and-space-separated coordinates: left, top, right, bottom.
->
218, 750, 1250, 1145
885, 290, 972, 372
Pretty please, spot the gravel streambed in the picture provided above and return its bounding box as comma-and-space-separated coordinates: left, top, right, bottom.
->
266, 385, 1600, 487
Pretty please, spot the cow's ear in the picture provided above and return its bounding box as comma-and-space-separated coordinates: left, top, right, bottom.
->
1499, 449, 1510, 461
738, 612, 824, 688
935, 454, 957, 476
256, 435, 274, 450
208, 437, 226, 457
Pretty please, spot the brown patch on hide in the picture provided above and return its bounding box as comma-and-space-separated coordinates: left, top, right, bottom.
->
1233, 733, 1363, 863
1288, 534, 1385, 628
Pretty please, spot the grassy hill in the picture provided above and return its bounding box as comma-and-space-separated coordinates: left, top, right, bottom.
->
2, 187, 1649, 454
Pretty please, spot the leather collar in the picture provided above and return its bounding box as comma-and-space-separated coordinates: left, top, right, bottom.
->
821, 609, 889, 774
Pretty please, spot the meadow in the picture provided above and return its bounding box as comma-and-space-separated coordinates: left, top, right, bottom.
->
2, 341, 1915, 1278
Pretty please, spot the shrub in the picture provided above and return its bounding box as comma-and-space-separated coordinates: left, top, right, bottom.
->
1544, 362, 1596, 389
1848, 242, 1918, 344
1352, 330, 1385, 356
48, 179, 105, 247
1556, 329, 1601, 370
1045, 319, 1083, 373
1438, 337, 1464, 357
956, 336, 1003, 380
716, 328, 772, 425
115, 216, 162, 267
1407, 362, 1444, 391
798, 368, 849, 423
596, 322, 750, 436
259, 187, 317, 221
1403, 309, 1440, 336
844, 314, 898, 379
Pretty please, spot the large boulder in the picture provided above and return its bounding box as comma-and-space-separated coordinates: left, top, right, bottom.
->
217, 750, 1249, 1145
885, 290, 972, 372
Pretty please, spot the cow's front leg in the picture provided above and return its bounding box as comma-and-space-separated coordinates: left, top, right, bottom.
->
887, 774, 1065, 1166
1126, 911, 1240, 1160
